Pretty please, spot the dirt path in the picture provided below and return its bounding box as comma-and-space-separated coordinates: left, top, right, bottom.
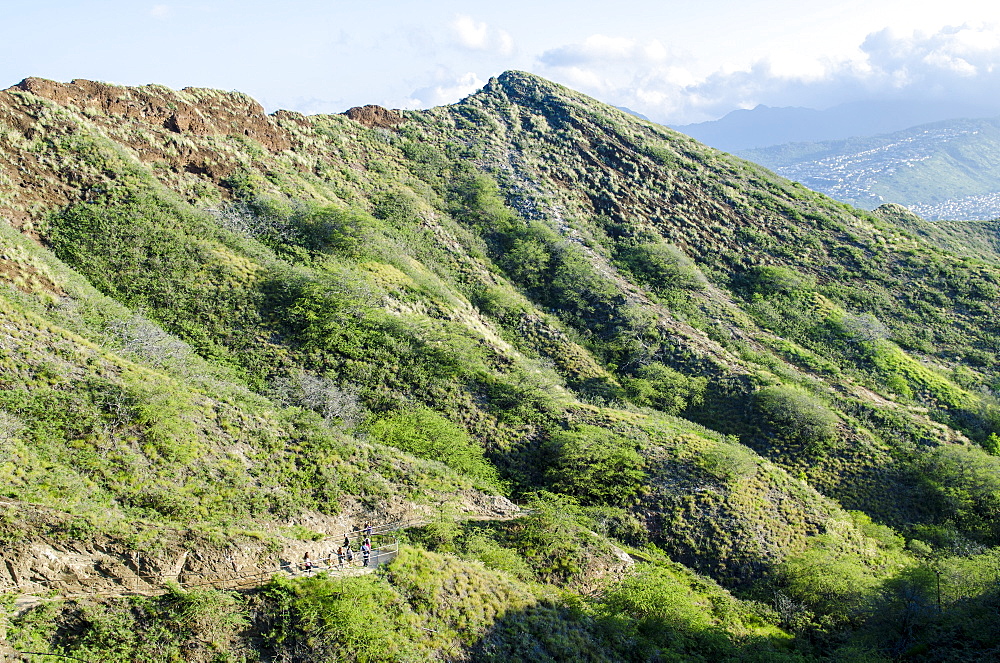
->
5, 514, 528, 614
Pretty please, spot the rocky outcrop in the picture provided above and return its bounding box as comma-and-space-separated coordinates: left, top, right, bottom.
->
0, 77, 296, 224
343, 104, 405, 129
9, 77, 291, 152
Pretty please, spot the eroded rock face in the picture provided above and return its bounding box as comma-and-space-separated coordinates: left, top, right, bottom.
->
0, 77, 298, 226
454, 490, 521, 520
0, 493, 522, 601
8, 77, 291, 152
0, 530, 350, 605
343, 104, 405, 129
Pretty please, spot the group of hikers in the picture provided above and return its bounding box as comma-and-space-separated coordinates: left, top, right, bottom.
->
300, 521, 378, 574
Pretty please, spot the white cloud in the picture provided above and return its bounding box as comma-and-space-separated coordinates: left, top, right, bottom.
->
149, 4, 171, 20
452, 15, 488, 49
449, 15, 513, 56
922, 52, 976, 76
540, 35, 671, 67
836, 24, 1000, 98
402, 72, 486, 109
496, 30, 514, 57
536, 24, 1000, 124
643, 40, 669, 63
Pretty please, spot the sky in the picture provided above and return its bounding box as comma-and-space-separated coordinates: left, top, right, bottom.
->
4, 1, 1000, 125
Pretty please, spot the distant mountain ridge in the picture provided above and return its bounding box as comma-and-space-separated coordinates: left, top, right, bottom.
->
615, 106, 650, 121
739, 115, 1000, 220
674, 99, 1000, 152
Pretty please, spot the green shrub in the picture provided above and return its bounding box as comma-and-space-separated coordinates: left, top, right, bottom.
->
622, 242, 708, 294
259, 575, 417, 662
745, 265, 814, 297
401, 140, 449, 186
754, 385, 839, 451
599, 564, 790, 660
625, 363, 707, 414
295, 204, 378, 255
367, 407, 500, 487
8, 587, 248, 662
543, 425, 646, 506
221, 168, 267, 199
602, 565, 714, 631
461, 530, 534, 580
920, 443, 1000, 544
695, 440, 759, 483
503, 236, 552, 290
372, 189, 422, 225
511, 492, 594, 582
447, 169, 518, 231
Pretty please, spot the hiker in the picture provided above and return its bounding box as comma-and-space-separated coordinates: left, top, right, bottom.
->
302, 552, 314, 575
337, 546, 345, 568
346, 546, 354, 566
362, 541, 371, 567
364, 521, 373, 537
343, 533, 350, 549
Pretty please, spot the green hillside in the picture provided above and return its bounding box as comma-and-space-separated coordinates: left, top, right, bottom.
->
872, 203, 1000, 263
739, 116, 1000, 220
0, 72, 999, 660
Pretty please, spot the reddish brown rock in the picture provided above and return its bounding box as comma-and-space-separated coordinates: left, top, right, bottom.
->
343, 104, 405, 129
0, 77, 296, 224
7, 77, 291, 152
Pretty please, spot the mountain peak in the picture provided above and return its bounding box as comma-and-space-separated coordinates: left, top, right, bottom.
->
479, 70, 567, 104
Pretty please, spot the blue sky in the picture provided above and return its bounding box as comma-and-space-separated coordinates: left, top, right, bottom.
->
4, 1, 1000, 124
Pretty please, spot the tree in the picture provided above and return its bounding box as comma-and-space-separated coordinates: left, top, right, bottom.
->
544, 425, 646, 506
625, 363, 706, 414
755, 385, 839, 451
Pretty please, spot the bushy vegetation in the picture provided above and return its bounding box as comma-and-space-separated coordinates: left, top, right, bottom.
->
754, 385, 840, 452
367, 406, 501, 488
542, 426, 646, 506
4, 69, 1000, 661
7, 585, 250, 662
8, 538, 801, 662
624, 363, 707, 414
